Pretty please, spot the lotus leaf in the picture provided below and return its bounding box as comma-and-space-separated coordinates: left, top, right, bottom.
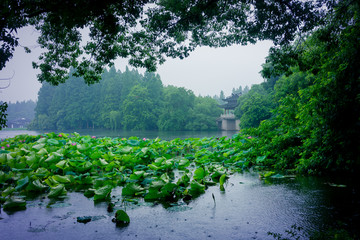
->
27, 179, 48, 192
193, 167, 206, 181
114, 210, 130, 225
94, 185, 112, 201
48, 184, 67, 198
189, 181, 205, 196
15, 176, 30, 191
122, 183, 144, 196
3, 197, 26, 210
52, 175, 71, 183
32, 143, 45, 151
47, 139, 59, 146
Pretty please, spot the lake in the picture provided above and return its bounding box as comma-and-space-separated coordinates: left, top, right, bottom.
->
0, 129, 239, 140
1, 172, 358, 239
0, 129, 359, 239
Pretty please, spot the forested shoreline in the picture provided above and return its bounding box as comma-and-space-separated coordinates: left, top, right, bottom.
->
29, 67, 222, 131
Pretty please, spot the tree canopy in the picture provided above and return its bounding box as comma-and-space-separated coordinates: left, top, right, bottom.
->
1, 0, 330, 85
232, 0, 360, 175
29, 67, 222, 131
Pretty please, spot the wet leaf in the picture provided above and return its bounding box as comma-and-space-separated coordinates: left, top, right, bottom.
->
15, 176, 30, 191
27, 179, 48, 191
47, 139, 59, 146
122, 183, 144, 196
52, 175, 71, 183
189, 181, 205, 196
114, 210, 130, 225
48, 184, 67, 198
193, 167, 206, 181
94, 185, 112, 201
3, 197, 26, 211
32, 143, 45, 151
219, 174, 227, 191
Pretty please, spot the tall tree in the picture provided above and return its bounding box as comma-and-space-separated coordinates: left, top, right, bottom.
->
158, 86, 195, 131
243, 0, 360, 174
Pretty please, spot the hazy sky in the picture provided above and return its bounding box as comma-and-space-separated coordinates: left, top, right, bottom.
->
1, 27, 273, 103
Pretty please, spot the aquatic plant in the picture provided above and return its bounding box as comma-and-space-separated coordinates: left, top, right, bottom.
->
0, 132, 255, 220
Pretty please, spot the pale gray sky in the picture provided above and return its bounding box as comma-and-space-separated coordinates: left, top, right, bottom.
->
0, 27, 273, 103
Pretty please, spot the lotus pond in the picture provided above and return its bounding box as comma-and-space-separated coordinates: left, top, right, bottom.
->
0, 133, 359, 239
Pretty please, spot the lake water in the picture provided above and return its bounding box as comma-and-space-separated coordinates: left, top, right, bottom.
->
0, 129, 239, 140
0, 129, 359, 239
1, 172, 358, 239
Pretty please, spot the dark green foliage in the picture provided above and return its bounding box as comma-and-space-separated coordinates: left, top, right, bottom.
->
234, 84, 274, 129
158, 86, 195, 131
0, 101, 7, 130
1, 0, 327, 85
240, 0, 360, 175
30, 67, 221, 131
0, 132, 253, 212
186, 96, 223, 130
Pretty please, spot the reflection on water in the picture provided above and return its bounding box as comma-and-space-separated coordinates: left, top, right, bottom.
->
0, 172, 358, 239
0, 129, 239, 140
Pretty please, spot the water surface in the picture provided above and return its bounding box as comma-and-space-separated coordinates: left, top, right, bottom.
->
0, 129, 238, 140
1, 172, 358, 240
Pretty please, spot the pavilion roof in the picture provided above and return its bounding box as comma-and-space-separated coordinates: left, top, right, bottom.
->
220, 93, 241, 109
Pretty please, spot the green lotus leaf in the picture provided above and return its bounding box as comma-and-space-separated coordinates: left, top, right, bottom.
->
15, 176, 30, 191
32, 143, 45, 151
150, 180, 166, 189
35, 167, 50, 178
127, 139, 140, 146
122, 183, 144, 196
37, 148, 48, 156
84, 189, 95, 198
94, 185, 112, 201
48, 184, 67, 198
178, 158, 190, 169
114, 210, 130, 225
118, 146, 132, 154
99, 158, 109, 166
130, 170, 145, 180
219, 174, 227, 191
90, 151, 103, 160
25, 154, 38, 166
0, 153, 7, 164
144, 187, 163, 201
160, 173, 170, 183
189, 181, 205, 196
56, 160, 69, 170
47, 139, 59, 146
177, 174, 190, 187
77, 144, 90, 152
161, 182, 178, 198
45, 176, 59, 188
219, 174, 227, 186
52, 175, 71, 183
27, 179, 48, 191
44, 154, 58, 163
3, 197, 26, 211
153, 157, 165, 166
1, 186, 15, 197
193, 167, 206, 181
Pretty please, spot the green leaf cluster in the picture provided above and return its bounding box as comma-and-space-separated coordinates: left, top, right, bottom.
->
0, 132, 254, 211
237, 0, 360, 175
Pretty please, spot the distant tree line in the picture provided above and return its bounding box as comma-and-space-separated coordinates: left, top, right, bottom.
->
4, 100, 36, 128
29, 67, 222, 131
